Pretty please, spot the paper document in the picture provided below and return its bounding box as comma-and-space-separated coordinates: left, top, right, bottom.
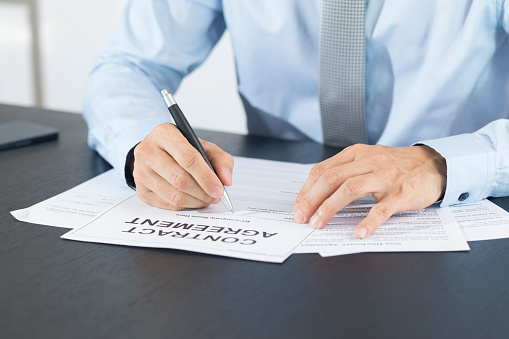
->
11, 156, 509, 262
295, 201, 469, 254
11, 171, 134, 228
450, 200, 509, 241
62, 194, 313, 263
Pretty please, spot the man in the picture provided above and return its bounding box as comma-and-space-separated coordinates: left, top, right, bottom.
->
83, 0, 509, 239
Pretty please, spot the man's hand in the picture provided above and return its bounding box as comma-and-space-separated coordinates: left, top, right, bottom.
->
293, 144, 446, 239
132, 123, 233, 210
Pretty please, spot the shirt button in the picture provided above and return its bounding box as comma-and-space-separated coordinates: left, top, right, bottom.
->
458, 192, 469, 202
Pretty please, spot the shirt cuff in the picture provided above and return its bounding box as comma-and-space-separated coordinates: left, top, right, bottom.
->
124, 143, 139, 190
416, 133, 496, 207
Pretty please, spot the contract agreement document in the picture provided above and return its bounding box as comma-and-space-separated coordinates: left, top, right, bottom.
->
61, 157, 316, 263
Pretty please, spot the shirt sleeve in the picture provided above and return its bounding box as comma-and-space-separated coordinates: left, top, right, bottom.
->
418, 2, 509, 206
82, 0, 226, 174
417, 119, 509, 206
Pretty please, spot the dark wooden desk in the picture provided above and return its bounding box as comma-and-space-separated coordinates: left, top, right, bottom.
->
1, 104, 509, 339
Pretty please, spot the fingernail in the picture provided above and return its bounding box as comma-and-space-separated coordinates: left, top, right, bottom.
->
211, 186, 224, 199
310, 214, 321, 228
357, 227, 368, 239
294, 209, 305, 223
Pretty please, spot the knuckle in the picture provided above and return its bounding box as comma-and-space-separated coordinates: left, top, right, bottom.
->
371, 204, 391, 221
341, 144, 363, 159
169, 192, 186, 208
200, 171, 218, 189
310, 163, 326, 180
346, 144, 358, 152
200, 138, 212, 147
134, 142, 148, 160
202, 195, 216, 204
320, 200, 338, 216
342, 177, 363, 195
169, 170, 190, 190
201, 140, 217, 153
340, 146, 354, 157
132, 167, 142, 181
133, 166, 148, 182
179, 149, 199, 170
166, 203, 182, 211
299, 194, 315, 209
212, 150, 232, 166
133, 172, 145, 188
321, 169, 339, 186
151, 124, 167, 139
352, 143, 366, 149
136, 189, 149, 203
349, 144, 364, 152
222, 152, 234, 166
385, 166, 400, 177
156, 123, 174, 136
400, 180, 416, 197
371, 152, 391, 163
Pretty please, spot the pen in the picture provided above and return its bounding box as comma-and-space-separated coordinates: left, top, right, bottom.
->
161, 89, 234, 213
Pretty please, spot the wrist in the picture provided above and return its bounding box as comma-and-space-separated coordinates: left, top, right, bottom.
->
415, 144, 447, 200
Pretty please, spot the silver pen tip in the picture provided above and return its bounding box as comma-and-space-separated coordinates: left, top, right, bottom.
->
161, 89, 169, 96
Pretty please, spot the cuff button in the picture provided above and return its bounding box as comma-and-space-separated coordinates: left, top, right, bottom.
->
458, 192, 469, 202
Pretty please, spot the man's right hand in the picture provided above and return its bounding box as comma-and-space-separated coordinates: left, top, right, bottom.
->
132, 123, 234, 210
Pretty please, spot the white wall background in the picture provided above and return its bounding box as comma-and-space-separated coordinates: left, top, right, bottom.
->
0, 0, 247, 135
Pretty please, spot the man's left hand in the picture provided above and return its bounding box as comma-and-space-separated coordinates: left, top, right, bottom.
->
293, 144, 447, 239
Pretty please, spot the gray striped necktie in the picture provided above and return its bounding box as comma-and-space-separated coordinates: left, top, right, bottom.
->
319, 0, 368, 148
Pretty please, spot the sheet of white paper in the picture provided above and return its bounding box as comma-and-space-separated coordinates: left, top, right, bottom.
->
199, 157, 313, 222
316, 199, 509, 258
296, 204, 469, 254
62, 194, 314, 263
11, 170, 134, 228
450, 200, 509, 241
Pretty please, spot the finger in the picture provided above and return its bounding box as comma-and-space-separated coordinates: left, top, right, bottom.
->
144, 147, 217, 204
133, 142, 214, 204
295, 145, 360, 205
141, 167, 217, 209
137, 186, 177, 210
293, 162, 374, 224
136, 183, 181, 211
354, 197, 398, 239
202, 139, 234, 186
157, 125, 224, 199
307, 173, 382, 228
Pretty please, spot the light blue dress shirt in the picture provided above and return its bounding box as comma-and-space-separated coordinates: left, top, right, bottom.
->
83, 0, 509, 207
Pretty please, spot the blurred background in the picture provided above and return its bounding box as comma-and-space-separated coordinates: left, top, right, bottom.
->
0, 0, 247, 134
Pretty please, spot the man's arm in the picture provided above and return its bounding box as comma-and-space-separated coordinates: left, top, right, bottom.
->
83, 0, 234, 210
83, 0, 226, 172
